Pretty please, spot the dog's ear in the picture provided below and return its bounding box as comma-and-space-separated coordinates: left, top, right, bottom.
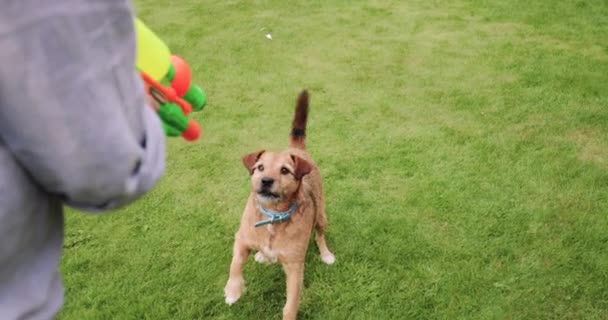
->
291, 155, 312, 179
242, 150, 265, 174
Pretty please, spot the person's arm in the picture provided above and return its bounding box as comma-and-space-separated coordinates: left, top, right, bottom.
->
0, 1, 165, 211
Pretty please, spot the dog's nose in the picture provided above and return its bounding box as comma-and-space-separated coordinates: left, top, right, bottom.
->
261, 177, 274, 187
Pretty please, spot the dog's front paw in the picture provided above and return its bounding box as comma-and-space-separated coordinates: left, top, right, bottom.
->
321, 253, 336, 265
254, 251, 268, 263
224, 277, 244, 305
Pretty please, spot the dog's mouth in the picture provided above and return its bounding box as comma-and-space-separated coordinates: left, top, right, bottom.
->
257, 189, 280, 199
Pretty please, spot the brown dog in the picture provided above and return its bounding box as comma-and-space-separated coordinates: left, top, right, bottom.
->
224, 90, 335, 320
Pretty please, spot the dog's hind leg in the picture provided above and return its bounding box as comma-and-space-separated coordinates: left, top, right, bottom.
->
254, 251, 268, 263
312, 191, 335, 265
224, 237, 249, 305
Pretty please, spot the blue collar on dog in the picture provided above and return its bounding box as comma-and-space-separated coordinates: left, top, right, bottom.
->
254, 202, 297, 228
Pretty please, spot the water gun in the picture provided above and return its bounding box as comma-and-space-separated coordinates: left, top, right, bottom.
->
134, 17, 206, 141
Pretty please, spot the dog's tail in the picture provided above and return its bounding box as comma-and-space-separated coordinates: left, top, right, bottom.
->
289, 90, 309, 150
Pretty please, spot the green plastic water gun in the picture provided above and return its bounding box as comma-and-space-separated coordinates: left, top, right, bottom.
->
134, 17, 207, 141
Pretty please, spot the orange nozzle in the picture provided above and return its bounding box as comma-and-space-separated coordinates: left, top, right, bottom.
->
182, 120, 201, 141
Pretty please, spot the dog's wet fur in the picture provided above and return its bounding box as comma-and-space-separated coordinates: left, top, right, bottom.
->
224, 90, 335, 320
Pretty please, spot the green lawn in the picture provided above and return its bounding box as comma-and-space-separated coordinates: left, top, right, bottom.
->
59, 1, 608, 319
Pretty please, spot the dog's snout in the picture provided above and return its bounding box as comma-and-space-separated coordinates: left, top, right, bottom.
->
261, 177, 274, 187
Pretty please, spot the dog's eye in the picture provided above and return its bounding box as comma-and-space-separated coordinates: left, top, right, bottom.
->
280, 167, 290, 175
257, 164, 264, 172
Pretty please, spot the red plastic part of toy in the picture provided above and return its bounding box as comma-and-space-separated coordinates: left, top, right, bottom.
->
170, 55, 192, 97
141, 72, 192, 114
182, 119, 201, 141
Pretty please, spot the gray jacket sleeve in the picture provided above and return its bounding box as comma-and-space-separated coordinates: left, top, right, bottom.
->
0, 1, 165, 212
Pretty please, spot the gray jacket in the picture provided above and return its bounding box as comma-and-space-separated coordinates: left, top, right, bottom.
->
0, 1, 166, 318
